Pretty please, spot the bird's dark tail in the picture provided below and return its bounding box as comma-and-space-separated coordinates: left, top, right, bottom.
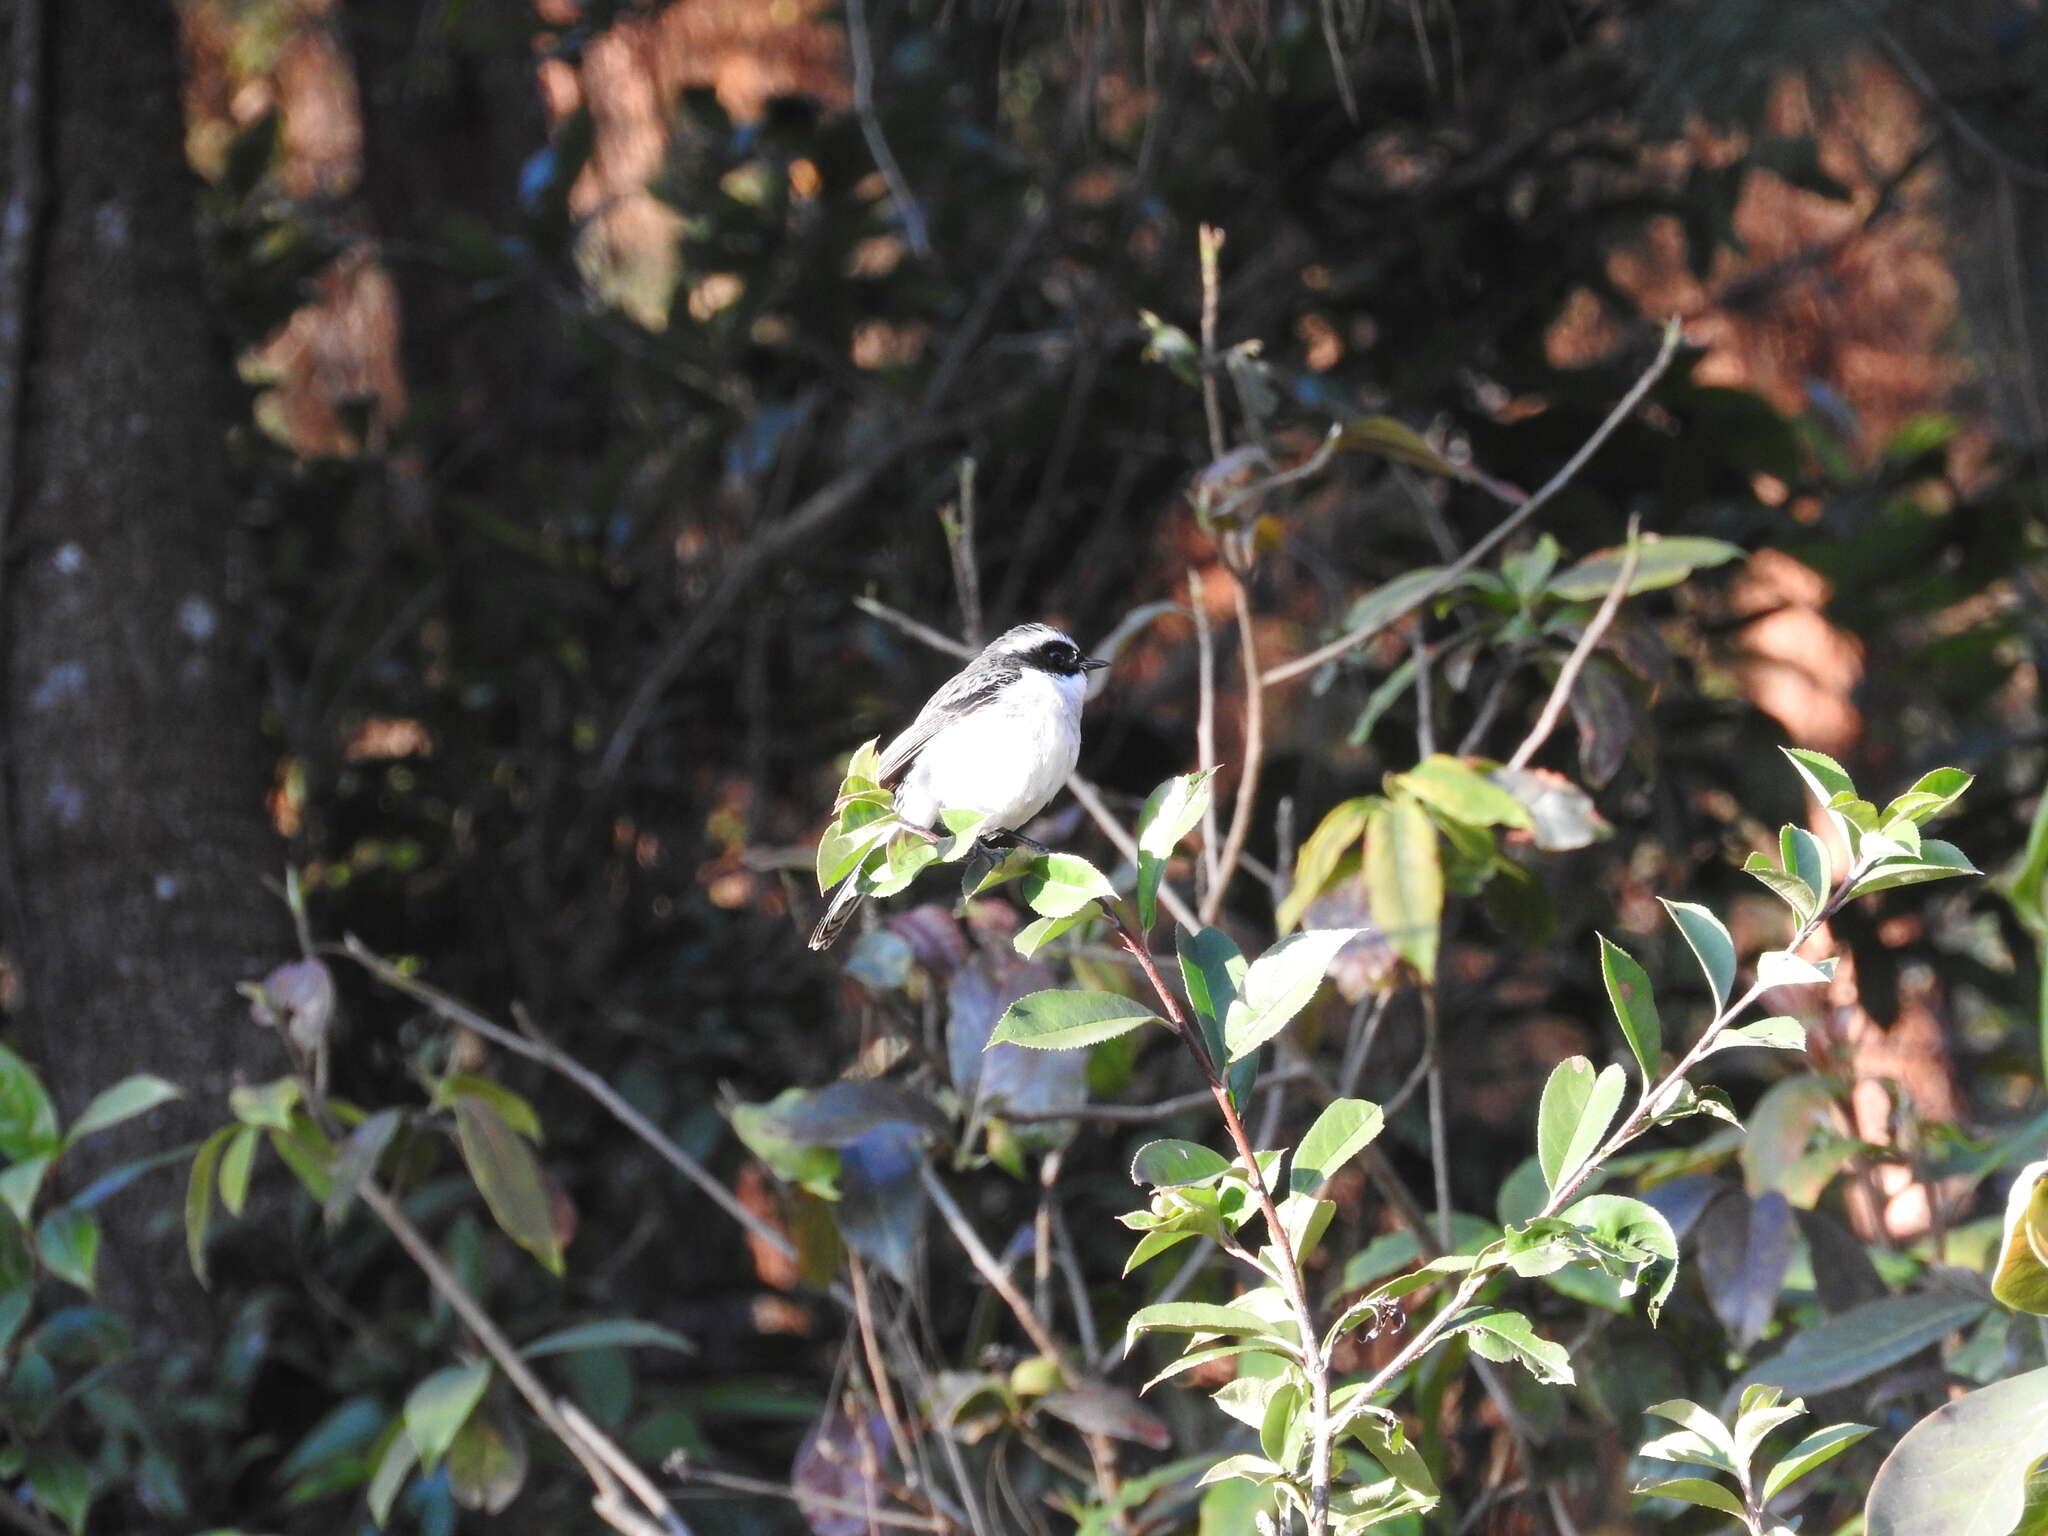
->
808, 878, 866, 950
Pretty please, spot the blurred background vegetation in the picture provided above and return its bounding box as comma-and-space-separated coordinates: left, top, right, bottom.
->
3, 0, 2048, 1530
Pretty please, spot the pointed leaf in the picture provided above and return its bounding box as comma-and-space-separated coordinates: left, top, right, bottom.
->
1446, 1308, 1573, 1383
1633, 1476, 1748, 1518
185, 1124, 235, 1286
454, 1099, 563, 1274
1711, 1016, 1809, 1054
1289, 1098, 1385, 1194
1019, 853, 1119, 919
1992, 1158, 2048, 1316
218, 1124, 260, 1217
1014, 910, 1090, 958
0, 1044, 59, 1160
35, 1206, 98, 1293
1599, 936, 1662, 1084
404, 1361, 491, 1473
1132, 1140, 1233, 1189
1137, 770, 1216, 929
0, 1155, 50, 1227
1395, 755, 1530, 829
1537, 1057, 1625, 1196
1222, 928, 1361, 1063
1332, 416, 1457, 474
1663, 900, 1735, 1012
520, 1318, 696, 1358
1364, 795, 1441, 979
1124, 1302, 1280, 1353
1733, 1293, 1989, 1400
1745, 851, 1817, 920
1760, 1421, 1871, 1502
326, 1108, 402, 1227
989, 990, 1161, 1052
1547, 535, 1743, 600
64, 1075, 182, 1146
1278, 797, 1376, 934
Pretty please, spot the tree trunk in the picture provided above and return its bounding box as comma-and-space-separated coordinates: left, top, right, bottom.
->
1, 0, 287, 1337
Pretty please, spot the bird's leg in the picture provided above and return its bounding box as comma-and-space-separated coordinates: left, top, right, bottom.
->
977, 827, 1052, 855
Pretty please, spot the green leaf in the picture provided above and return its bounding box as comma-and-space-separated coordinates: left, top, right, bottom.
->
186, 1124, 235, 1285
1131, 1140, 1233, 1189
1865, 1366, 2048, 1536
1845, 839, 1979, 900
1013, 910, 1090, 957
1734, 1293, 1990, 1400
1137, 769, 1216, 929
1785, 825, 1832, 902
1598, 936, 1662, 1084
1333, 568, 1452, 652
1546, 535, 1743, 600
434, 1076, 542, 1141
1992, 1158, 2048, 1316
520, 1318, 696, 1358
0, 1045, 59, 1160
0, 1155, 50, 1226
1562, 1193, 1681, 1321
864, 839, 938, 898
1662, 899, 1736, 1013
23, 1442, 93, 1535
1176, 926, 1257, 1103
64, 1075, 182, 1146
1712, 1016, 1809, 1054
1277, 798, 1375, 934
454, 1099, 563, 1275
1395, 755, 1530, 829
1289, 1099, 1384, 1194
1645, 1398, 1740, 1464
1883, 768, 1973, 827
1744, 850, 1817, 920
1222, 928, 1361, 1063
1365, 796, 1442, 980
1633, 1476, 1748, 1519
1124, 1227, 1198, 1275
1124, 1302, 1283, 1354
36, 1206, 99, 1293
1332, 415, 1458, 475
989, 990, 1161, 1052
1446, 1308, 1573, 1383
1019, 854, 1119, 919
267, 1116, 335, 1201
218, 1124, 260, 1217
1756, 950, 1834, 988
1536, 1057, 1625, 1197
228, 1077, 301, 1131
404, 1361, 491, 1473
1761, 1421, 1872, 1502
367, 1424, 419, 1527
2004, 789, 2048, 939
815, 803, 894, 893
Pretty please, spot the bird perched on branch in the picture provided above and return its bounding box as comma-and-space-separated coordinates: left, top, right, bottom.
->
809, 623, 1108, 949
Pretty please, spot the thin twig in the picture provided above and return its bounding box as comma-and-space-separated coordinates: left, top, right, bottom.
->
919, 1163, 1079, 1376
845, 0, 932, 256
1422, 988, 1451, 1251
1411, 626, 1436, 759
1262, 319, 1683, 687
942, 457, 983, 647
1200, 579, 1265, 924
848, 1257, 923, 1508
1197, 225, 1228, 464
854, 596, 976, 659
1505, 516, 1641, 771
1191, 568, 1223, 897
335, 937, 833, 1297
1000, 1066, 1314, 1124
357, 1180, 689, 1536
1864, 18, 2048, 191
670, 1466, 947, 1531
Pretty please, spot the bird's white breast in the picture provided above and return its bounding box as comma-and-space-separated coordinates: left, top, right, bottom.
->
895, 666, 1085, 832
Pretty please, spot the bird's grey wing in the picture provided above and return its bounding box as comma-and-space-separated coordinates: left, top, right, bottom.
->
876, 659, 1017, 787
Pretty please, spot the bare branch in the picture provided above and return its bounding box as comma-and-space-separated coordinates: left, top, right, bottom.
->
1200, 579, 1265, 925
1261, 319, 1683, 687
1504, 515, 1641, 771
845, 0, 932, 256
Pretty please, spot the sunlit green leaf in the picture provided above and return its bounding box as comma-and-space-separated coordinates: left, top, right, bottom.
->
1536, 1057, 1625, 1197
1633, 1475, 1747, 1518
1865, 1366, 2048, 1536
1546, 535, 1743, 600
0, 1155, 50, 1227
36, 1206, 98, 1293
1137, 769, 1216, 929
1760, 1421, 1871, 1502
218, 1124, 259, 1218
1598, 936, 1661, 1085
1277, 798, 1374, 934
1131, 1140, 1232, 1189
1662, 899, 1735, 1013
1364, 795, 1441, 980
1445, 1308, 1573, 1383
1992, 1158, 2048, 1316
0, 1045, 59, 1161
1289, 1099, 1384, 1194
990, 990, 1161, 1052
1222, 928, 1360, 1063
1395, 755, 1530, 829
1019, 853, 1119, 919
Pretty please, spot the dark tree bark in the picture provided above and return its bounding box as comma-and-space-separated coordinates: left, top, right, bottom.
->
1, 0, 287, 1336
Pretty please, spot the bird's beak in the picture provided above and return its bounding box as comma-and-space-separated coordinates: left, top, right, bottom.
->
1080, 655, 1111, 672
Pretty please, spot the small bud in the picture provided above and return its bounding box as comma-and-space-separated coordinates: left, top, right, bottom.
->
247, 957, 336, 1056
